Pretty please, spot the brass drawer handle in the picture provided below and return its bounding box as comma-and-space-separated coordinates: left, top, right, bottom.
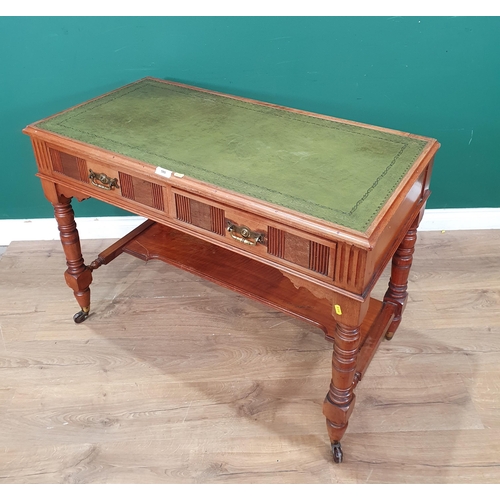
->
226, 220, 265, 246
89, 169, 119, 191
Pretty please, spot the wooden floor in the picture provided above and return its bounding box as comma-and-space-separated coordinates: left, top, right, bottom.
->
0, 229, 499, 483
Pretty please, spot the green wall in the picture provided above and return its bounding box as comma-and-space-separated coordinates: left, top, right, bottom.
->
1, 16, 499, 220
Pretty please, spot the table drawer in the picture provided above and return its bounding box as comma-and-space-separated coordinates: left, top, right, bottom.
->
172, 188, 338, 282
46, 145, 169, 212
48, 146, 121, 195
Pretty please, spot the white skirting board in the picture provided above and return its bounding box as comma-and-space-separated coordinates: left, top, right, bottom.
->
0, 208, 499, 246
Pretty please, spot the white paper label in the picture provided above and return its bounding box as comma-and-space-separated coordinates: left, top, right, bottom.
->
155, 166, 172, 178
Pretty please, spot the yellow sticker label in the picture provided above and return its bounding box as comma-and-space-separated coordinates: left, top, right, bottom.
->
334, 304, 342, 315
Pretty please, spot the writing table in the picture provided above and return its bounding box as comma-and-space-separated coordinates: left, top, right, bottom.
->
24, 77, 440, 462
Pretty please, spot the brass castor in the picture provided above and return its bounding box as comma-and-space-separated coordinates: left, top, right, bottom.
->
73, 309, 89, 324
331, 441, 343, 463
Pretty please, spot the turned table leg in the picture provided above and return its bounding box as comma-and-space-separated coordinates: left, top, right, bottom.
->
323, 315, 364, 463
383, 214, 420, 340
53, 196, 93, 323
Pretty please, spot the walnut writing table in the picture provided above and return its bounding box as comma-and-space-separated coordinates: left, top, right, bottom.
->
24, 77, 439, 462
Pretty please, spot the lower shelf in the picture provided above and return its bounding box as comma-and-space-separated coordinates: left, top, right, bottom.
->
98, 220, 395, 380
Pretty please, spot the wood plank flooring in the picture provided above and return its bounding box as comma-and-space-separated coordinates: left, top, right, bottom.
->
0, 230, 499, 483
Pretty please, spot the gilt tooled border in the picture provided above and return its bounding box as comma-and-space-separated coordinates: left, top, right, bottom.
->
38, 80, 426, 230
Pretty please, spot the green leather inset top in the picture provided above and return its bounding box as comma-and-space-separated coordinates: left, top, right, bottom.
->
37, 78, 428, 232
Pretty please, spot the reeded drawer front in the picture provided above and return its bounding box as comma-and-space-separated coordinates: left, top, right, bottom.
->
174, 192, 226, 236
172, 189, 348, 284
49, 147, 91, 183
172, 189, 269, 254
267, 226, 330, 276
224, 205, 337, 280
119, 171, 165, 211
47, 147, 168, 213
49, 147, 121, 194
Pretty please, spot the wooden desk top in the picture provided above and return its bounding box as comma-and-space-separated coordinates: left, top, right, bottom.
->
33, 77, 436, 233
